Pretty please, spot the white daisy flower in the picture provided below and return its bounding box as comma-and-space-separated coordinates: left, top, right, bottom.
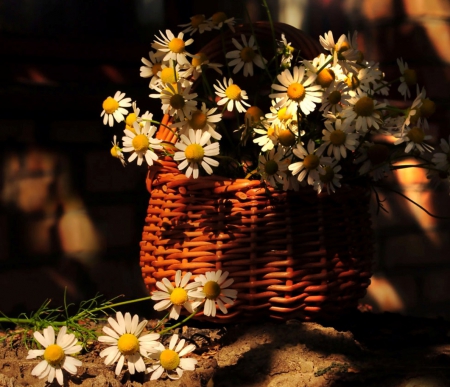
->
226, 34, 267, 77
140, 51, 163, 88
315, 162, 343, 194
111, 135, 126, 166
259, 146, 288, 188
393, 125, 434, 153
253, 121, 278, 152
152, 30, 194, 66
209, 12, 235, 32
432, 136, 450, 172
174, 129, 220, 178
152, 270, 203, 320
122, 121, 162, 166
317, 119, 359, 160
147, 334, 197, 380
195, 270, 238, 317
269, 66, 323, 116
277, 33, 295, 67
98, 312, 161, 376
178, 14, 212, 36
303, 53, 338, 89
340, 91, 386, 133
150, 62, 187, 90
265, 99, 297, 127
180, 52, 223, 81
150, 82, 198, 121
289, 139, 333, 186
320, 80, 350, 114
214, 77, 250, 113
26, 325, 82, 386
171, 102, 222, 140
319, 30, 359, 70
397, 57, 417, 99
400, 88, 424, 133
354, 142, 391, 181
101, 91, 132, 127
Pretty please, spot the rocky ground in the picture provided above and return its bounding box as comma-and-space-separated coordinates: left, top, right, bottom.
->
1, 310, 450, 387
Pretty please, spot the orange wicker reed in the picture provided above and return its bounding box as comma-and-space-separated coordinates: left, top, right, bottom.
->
139, 22, 374, 322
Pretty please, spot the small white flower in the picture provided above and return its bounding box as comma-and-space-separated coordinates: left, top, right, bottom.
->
122, 121, 162, 166
101, 91, 132, 127
432, 136, 450, 172
195, 270, 238, 317
111, 135, 126, 166
98, 312, 161, 376
152, 270, 203, 320
178, 14, 212, 36
394, 125, 434, 153
209, 12, 235, 32
317, 119, 359, 160
226, 34, 267, 77
397, 57, 417, 99
259, 146, 288, 188
152, 30, 194, 66
320, 80, 350, 114
278, 33, 295, 67
147, 334, 197, 380
140, 51, 163, 88
314, 162, 343, 194
180, 52, 223, 81
26, 326, 82, 386
214, 77, 250, 113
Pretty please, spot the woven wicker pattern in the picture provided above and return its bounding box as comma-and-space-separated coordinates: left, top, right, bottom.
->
140, 159, 373, 322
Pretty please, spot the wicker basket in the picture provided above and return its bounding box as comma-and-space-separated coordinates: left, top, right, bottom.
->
140, 159, 373, 322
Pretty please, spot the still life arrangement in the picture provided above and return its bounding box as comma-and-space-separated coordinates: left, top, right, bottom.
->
2, 2, 449, 385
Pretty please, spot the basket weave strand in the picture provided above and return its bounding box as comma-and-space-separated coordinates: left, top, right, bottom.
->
140, 160, 373, 322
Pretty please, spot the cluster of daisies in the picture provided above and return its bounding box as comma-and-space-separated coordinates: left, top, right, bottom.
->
101, 11, 449, 194
26, 270, 237, 385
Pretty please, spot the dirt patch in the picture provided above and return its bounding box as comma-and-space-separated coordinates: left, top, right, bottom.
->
1, 311, 450, 387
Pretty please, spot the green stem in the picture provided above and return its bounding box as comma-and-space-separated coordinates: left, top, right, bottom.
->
158, 309, 198, 336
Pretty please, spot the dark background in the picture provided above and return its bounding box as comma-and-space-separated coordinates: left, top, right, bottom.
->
1, 0, 449, 319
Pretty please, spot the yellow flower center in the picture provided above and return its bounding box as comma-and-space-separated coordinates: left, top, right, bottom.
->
277, 107, 292, 121
329, 130, 346, 146
267, 125, 276, 137
264, 160, 279, 176
328, 90, 342, 105
125, 113, 138, 127
240, 47, 256, 62
160, 349, 180, 371
345, 74, 360, 90
189, 110, 207, 129
420, 98, 436, 118
225, 84, 242, 100
152, 63, 162, 77
117, 333, 139, 356
245, 106, 263, 126
44, 344, 65, 367
403, 69, 417, 86
278, 129, 296, 146
303, 154, 320, 170
407, 127, 425, 144
287, 83, 305, 102
161, 67, 178, 84
185, 144, 205, 163
132, 134, 149, 152
319, 166, 335, 183
192, 52, 208, 67
212, 11, 227, 25
336, 41, 350, 60
367, 144, 390, 165
316, 68, 335, 88
170, 94, 185, 110
353, 96, 374, 117
170, 287, 189, 305
191, 14, 205, 28
111, 145, 121, 158
203, 281, 221, 300
168, 38, 185, 54
102, 97, 119, 114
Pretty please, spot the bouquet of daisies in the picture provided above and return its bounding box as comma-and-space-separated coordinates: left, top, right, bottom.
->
100, 9, 449, 198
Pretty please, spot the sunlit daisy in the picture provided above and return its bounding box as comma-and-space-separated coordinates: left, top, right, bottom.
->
171, 102, 222, 140
319, 30, 359, 70
26, 326, 82, 386
269, 66, 323, 115
393, 125, 434, 153
315, 161, 343, 194
341, 91, 386, 133
259, 146, 288, 188
278, 33, 295, 67
98, 312, 161, 376
265, 99, 297, 127
152, 30, 194, 65
150, 82, 198, 121
253, 121, 278, 151
147, 334, 197, 380
397, 57, 417, 99
289, 139, 332, 186
226, 34, 267, 77
174, 129, 220, 178
140, 51, 163, 88
320, 80, 350, 114
101, 91, 132, 127
111, 135, 126, 166
303, 54, 338, 89
209, 12, 235, 32
178, 14, 212, 36
317, 119, 358, 160
122, 121, 162, 166
214, 77, 250, 113
195, 270, 237, 317
152, 270, 203, 320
